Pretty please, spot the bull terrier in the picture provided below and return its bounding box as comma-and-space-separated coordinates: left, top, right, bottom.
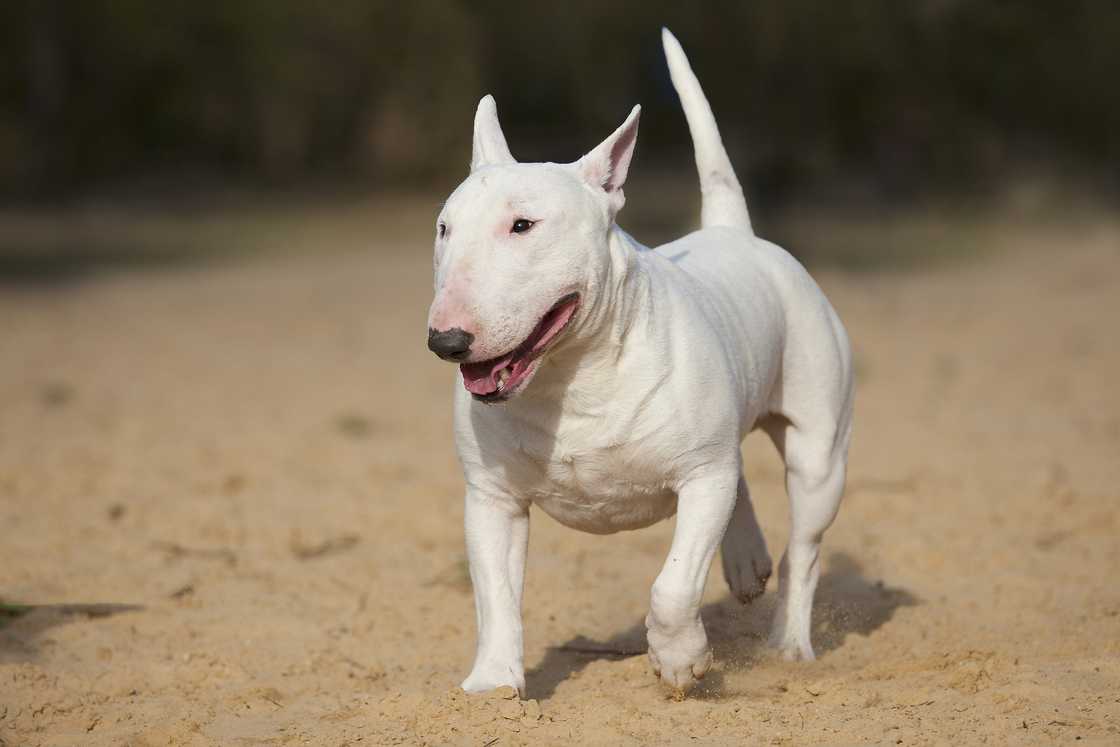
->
426, 28, 854, 696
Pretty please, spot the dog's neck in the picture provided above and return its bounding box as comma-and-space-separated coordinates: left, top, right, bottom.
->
592, 224, 651, 354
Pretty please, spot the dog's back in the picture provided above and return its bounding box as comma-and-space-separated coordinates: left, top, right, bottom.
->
656, 29, 853, 435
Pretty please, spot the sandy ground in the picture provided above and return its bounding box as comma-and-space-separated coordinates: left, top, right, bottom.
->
1, 202, 1118, 745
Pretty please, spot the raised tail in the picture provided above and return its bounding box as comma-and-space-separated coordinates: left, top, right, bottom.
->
661, 28, 752, 233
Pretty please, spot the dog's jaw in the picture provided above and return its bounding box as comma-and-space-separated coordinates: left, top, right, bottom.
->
460, 293, 581, 403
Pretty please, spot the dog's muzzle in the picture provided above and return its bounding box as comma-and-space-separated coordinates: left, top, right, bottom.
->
428, 327, 474, 361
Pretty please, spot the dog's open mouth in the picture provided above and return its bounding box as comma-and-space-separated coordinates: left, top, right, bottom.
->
460, 293, 580, 402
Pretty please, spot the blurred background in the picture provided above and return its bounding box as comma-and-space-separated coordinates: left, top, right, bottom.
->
1, 0, 1117, 271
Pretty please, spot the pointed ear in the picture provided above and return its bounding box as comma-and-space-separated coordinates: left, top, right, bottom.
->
575, 105, 641, 214
471, 95, 515, 171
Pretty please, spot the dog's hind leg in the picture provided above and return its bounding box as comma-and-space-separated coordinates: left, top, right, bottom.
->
721, 476, 772, 603
765, 416, 850, 661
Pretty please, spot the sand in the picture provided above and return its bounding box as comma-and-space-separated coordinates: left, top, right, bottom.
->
1, 203, 1118, 745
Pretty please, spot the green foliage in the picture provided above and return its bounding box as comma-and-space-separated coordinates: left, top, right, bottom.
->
0, 1, 1117, 198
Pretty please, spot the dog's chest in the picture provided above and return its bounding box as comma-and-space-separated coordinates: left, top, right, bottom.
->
503, 421, 679, 534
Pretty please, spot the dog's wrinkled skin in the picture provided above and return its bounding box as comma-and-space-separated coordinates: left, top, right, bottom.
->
427, 29, 854, 697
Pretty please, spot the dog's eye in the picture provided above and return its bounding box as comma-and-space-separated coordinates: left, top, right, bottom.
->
437, 222, 447, 239
511, 219, 535, 234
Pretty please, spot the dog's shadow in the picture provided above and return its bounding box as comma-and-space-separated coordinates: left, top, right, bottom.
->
0, 602, 143, 663
525, 551, 917, 700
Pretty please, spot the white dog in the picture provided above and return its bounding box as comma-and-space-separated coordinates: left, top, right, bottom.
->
427, 29, 853, 696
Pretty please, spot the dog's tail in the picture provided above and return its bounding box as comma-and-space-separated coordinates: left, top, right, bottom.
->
661, 28, 752, 233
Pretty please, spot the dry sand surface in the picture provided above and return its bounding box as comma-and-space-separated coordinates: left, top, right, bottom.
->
1, 201, 1119, 745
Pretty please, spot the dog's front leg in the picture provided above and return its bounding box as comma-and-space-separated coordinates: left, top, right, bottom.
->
646, 470, 737, 693
460, 491, 529, 696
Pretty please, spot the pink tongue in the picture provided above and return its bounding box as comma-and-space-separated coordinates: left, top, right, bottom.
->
461, 353, 514, 395
457, 297, 579, 396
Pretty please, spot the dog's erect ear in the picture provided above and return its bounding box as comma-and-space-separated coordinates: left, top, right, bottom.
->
471, 95, 515, 171
575, 105, 641, 214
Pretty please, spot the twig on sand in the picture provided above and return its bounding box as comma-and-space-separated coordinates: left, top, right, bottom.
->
168, 584, 195, 600
553, 644, 646, 658
289, 530, 361, 560
151, 541, 237, 566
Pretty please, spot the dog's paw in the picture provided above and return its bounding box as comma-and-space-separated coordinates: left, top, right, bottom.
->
721, 546, 775, 604
460, 663, 525, 697
721, 539, 772, 604
646, 616, 712, 695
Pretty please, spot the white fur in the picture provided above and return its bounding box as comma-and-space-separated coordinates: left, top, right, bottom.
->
429, 28, 854, 696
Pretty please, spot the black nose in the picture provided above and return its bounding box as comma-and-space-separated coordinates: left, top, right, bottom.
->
427, 327, 474, 361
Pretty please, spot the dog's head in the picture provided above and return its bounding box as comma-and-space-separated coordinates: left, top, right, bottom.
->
427, 95, 640, 402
